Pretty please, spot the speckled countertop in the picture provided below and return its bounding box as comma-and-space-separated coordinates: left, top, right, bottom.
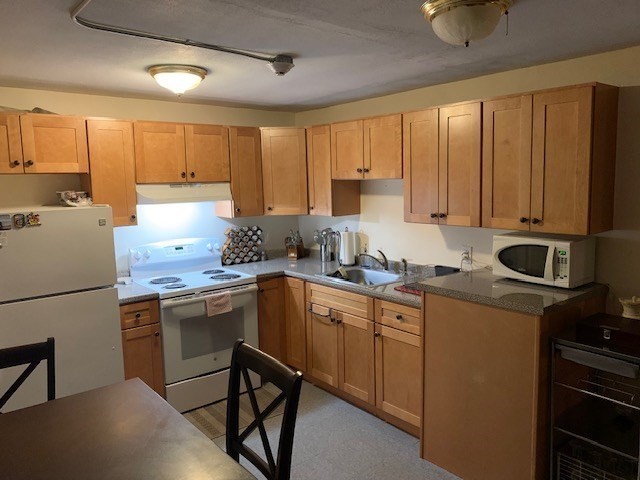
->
408, 269, 608, 315
116, 282, 158, 305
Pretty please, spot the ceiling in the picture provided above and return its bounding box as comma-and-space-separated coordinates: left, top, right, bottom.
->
1, 0, 639, 111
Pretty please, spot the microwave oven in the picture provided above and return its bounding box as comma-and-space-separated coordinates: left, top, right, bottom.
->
492, 232, 596, 288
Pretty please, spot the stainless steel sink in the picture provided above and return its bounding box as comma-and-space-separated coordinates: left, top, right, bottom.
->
320, 267, 402, 287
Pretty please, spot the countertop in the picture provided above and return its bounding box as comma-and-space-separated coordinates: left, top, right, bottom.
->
408, 269, 609, 315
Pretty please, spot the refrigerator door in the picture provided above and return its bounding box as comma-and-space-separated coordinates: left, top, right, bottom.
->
0, 206, 116, 303
0, 287, 124, 412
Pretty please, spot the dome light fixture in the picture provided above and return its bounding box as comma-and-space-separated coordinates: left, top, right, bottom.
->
421, 0, 513, 47
148, 65, 208, 96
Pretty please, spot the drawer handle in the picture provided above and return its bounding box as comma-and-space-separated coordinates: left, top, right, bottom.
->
308, 304, 333, 321
396, 314, 403, 321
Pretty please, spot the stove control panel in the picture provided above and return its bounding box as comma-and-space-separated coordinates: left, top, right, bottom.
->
164, 244, 195, 257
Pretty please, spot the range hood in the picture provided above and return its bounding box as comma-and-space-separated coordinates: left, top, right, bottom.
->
136, 183, 232, 204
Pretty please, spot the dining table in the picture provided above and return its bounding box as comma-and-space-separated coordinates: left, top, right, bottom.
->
0, 378, 256, 480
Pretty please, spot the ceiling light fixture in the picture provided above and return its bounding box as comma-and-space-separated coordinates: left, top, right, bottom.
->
421, 0, 513, 47
148, 65, 207, 96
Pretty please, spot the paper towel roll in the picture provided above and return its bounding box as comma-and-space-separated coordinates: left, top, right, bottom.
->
339, 231, 356, 266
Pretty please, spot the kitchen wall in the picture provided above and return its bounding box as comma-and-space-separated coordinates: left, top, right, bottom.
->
296, 45, 640, 312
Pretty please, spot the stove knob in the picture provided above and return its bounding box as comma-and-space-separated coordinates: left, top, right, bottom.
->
131, 250, 142, 261
143, 249, 151, 259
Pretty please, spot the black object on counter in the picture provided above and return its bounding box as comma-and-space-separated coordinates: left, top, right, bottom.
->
434, 265, 460, 277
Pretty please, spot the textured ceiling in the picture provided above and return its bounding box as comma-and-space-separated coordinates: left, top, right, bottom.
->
1, 0, 639, 110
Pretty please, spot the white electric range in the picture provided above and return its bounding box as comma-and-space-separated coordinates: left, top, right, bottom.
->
130, 238, 259, 412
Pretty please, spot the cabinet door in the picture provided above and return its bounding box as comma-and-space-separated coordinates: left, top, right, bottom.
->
375, 324, 421, 427
306, 302, 339, 387
331, 120, 364, 179
20, 114, 88, 173
229, 127, 264, 217
284, 277, 306, 371
337, 311, 375, 404
257, 277, 285, 362
261, 128, 308, 215
531, 87, 592, 234
363, 114, 402, 179
86, 120, 137, 227
0, 113, 24, 174
482, 95, 533, 230
307, 125, 360, 217
122, 324, 165, 397
438, 102, 481, 226
403, 109, 439, 223
134, 122, 186, 183
185, 124, 230, 183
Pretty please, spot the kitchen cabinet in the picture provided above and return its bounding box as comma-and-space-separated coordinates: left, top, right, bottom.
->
257, 277, 286, 362
0, 113, 23, 174
3, 113, 89, 174
306, 125, 360, 216
331, 114, 402, 180
403, 103, 481, 226
84, 119, 137, 226
482, 84, 618, 234
284, 277, 306, 371
216, 126, 264, 218
260, 127, 308, 215
421, 292, 605, 480
134, 121, 230, 184
120, 300, 164, 397
306, 283, 375, 403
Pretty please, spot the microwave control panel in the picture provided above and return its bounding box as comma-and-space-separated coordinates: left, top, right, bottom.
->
555, 249, 569, 279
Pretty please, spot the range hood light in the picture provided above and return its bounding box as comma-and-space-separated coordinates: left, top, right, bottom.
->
136, 183, 232, 204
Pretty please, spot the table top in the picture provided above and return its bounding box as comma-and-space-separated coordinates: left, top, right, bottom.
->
0, 378, 256, 480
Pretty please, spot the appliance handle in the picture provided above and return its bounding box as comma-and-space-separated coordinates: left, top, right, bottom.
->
161, 284, 258, 308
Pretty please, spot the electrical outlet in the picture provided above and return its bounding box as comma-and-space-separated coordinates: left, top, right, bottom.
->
461, 245, 473, 264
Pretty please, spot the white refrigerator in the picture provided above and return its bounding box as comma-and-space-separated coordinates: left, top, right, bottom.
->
0, 205, 124, 412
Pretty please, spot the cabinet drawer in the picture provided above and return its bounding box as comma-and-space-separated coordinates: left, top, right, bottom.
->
120, 300, 160, 330
307, 282, 374, 319
375, 300, 421, 336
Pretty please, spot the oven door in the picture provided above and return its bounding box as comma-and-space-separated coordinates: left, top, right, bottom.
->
160, 284, 258, 385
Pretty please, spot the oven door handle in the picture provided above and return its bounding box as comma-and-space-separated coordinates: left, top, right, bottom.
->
160, 284, 258, 308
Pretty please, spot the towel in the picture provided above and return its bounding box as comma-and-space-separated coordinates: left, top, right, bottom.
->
205, 292, 233, 317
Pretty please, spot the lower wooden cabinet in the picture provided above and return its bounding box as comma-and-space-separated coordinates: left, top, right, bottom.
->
119, 301, 164, 397
306, 302, 339, 386
337, 311, 375, 404
257, 277, 285, 362
284, 277, 307, 371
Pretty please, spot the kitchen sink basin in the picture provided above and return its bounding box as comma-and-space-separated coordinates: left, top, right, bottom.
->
320, 267, 402, 287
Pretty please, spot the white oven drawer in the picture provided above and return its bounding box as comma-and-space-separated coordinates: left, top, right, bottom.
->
160, 284, 258, 385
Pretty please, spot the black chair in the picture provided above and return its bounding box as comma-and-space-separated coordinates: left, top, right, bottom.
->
226, 339, 303, 480
0, 337, 55, 412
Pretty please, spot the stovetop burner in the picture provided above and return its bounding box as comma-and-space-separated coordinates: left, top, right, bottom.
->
163, 283, 187, 289
202, 269, 225, 275
150, 276, 182, 284
210, 274, 242, 281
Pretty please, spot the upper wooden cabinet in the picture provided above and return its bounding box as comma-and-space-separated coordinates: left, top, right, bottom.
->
403, 103, 481, 227
216, 126, 264, 218
6, 114, 89, 174
85, 119, 137, 227
483, 84, 618, 234
261, 127, 308, 215
331, 114, 402, 180
134, 121, 230, 184
0, 113, 23, 174
306, 125, 360, 216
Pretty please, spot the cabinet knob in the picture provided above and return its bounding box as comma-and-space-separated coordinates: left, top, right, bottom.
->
309, 206, 314, 210
374, 332, 381, 337
10, 160, 20, 167
519, 217, 529, 223
24, 160, 34, 167
430, 213, 438, 218
396, 314, 403, 320
181, 172, 186, 178
154, 331, 160, 337
135, 313, 141, 319
267, 206, 273, 211
531, 218, 540, 224
258, 288, 264, 293
356, 168, 363, 173
336, 318, 343, 324
130, 214, 136, 222
363, 168, 370, 173
190, 172, 195, 178
439, 213, 447, 218
235, 207, 241, 213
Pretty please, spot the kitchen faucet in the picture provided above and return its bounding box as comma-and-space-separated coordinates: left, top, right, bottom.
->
358, 250, 389, 270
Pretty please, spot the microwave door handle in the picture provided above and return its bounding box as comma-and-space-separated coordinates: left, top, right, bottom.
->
548, 247, 557, 282
161, 284, 258, 308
